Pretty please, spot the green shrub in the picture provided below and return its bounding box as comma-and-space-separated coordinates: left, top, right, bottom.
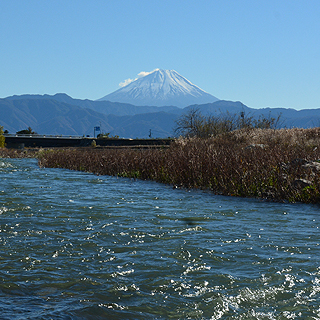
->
16, 127, 37, 134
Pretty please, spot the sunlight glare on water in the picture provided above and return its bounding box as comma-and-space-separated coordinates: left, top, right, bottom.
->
0, 158, 320, 319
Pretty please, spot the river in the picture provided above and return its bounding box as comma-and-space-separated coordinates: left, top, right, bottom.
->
1, 158, 320, 319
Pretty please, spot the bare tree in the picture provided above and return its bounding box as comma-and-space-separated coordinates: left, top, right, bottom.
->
174, 108, 206, 138
174, 108, 283, 138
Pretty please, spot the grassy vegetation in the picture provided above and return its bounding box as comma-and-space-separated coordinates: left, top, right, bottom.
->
0, 126, 5, 148
33, 127, 320, 204
0, 148, 41, 158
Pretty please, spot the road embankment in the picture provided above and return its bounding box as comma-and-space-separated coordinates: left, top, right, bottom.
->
3, 134, 173, 148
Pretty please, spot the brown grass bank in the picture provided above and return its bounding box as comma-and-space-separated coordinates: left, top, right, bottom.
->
21, 128, 320, 203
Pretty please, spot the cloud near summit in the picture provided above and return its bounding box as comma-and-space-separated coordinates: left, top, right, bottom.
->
119, 69, 160, 87
119, 78, 135, 87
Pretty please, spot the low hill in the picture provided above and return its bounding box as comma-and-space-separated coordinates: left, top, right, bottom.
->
5, 93, 181, 116
0, 98, 113, 136
0, 97, 178, 138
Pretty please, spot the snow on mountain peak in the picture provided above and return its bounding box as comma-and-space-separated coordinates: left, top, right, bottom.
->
98, 69, 219, 107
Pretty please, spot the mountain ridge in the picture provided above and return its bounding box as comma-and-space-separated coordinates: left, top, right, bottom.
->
2, 94, 320, 138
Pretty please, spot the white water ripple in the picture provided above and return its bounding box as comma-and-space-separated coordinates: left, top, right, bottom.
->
0, 158, 319, 319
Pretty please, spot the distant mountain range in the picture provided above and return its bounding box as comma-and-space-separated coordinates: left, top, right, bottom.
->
98, 69, 219, 107
1, 69, 320, 138
1, 93, 320, 138
0, 94, 180, 138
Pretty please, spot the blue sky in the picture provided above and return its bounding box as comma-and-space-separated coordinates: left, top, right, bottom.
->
1, 0, 319, 110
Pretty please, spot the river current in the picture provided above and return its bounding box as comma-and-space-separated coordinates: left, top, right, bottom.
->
1, 158, 320, 319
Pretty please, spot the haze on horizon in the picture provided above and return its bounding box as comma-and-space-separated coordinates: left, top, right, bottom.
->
1, 0, 320, 110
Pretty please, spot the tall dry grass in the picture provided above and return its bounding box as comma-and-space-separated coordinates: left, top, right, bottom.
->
0, 148, 39, 158
34, 128, 320, 203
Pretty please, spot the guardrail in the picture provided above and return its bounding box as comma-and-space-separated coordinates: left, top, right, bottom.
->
3, 134, 85, 139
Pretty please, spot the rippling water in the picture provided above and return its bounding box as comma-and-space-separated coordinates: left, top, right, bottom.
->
1, 158, 320, 319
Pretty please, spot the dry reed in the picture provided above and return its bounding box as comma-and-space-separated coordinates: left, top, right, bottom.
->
3, 128, 320, 203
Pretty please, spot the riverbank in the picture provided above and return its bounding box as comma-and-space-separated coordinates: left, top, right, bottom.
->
2, 127, 320, 203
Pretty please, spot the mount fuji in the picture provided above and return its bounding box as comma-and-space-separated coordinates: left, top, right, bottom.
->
98, 69, 219, 107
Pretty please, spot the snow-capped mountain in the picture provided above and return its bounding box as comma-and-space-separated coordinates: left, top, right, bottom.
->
98, 69, 219, 107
